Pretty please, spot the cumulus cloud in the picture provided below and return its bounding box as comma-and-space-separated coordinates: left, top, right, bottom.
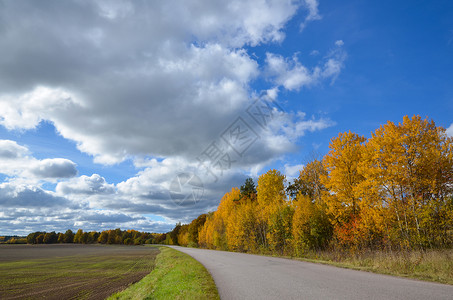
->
0, 140, 29, 158
112, 157, 247, 221
0, 1, 341, 165
0, 207, 172, 235
56, 174, 115, 195
266, 53, 316, 90
30, 159, 77, 179
446, 123, 453, 137
0, 1, 302, 165
284, 163, 304, 178
300, 0, 322, 31
310, 50, 320, 56
0, 140, 77, 181
265, 41, 346, 90
335, 40, 344, 47
0, 87, 78, 131
0, 183, 78, 209
0, 1, 346, 233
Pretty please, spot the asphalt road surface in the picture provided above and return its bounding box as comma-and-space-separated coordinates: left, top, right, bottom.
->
168, 246, 453, 300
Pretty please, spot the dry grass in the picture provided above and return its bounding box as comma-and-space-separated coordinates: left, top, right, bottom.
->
294, 249, 453, 284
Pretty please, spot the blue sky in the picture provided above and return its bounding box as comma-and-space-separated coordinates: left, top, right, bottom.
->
0, 0, 452, 235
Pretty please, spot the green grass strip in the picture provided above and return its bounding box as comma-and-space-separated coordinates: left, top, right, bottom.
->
108, 246, 219, 300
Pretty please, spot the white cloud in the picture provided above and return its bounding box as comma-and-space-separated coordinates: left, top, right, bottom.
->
265, 53, 317, 90
0, 1, 342, 166
0, 1, 346, 233
56, 174, 115, 195
112, 156, 246, 221
284, 163, 304, 177
0, 140, 77, 181
265, 41, 346, 91
335, 40, 344, 47
0, 206, 172, 235
264, 111, 335, 146
0, 140, 29, 158
0, 86, 79, 130
300, 0, 322, 31
446, 123, 453, 137
30, 159, 77, 179
0, 182, 78, 209
310, 50, 320, 56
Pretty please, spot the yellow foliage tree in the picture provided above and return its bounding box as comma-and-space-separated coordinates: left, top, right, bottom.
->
198, 188, 240, 250
359, 115, 453, 248
256, 169, 287, 251
322, 131, 366, 219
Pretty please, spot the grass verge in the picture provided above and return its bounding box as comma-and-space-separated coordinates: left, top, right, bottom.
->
283, 249, 453, 285
108, 246, 219, 300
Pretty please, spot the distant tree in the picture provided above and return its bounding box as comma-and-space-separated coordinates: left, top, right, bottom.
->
81, 232, 89, 244
88, 231, 99, 243
113, 228, 123, 244
27, 232, 41, 244
36, 234, 45, 244
43, 231, 57, 244
57, 233, 65, 243
188, 214, 207, 246
98, 231, 108, 244
153, 233, 166, 244
64, 229, 74, 243
177, 225, 189, 246
107, 230, 117, 244
73, 229, 84, 243
169, 223, 182, 245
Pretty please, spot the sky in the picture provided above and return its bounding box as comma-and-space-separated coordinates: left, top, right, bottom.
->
0, 0, 452, 235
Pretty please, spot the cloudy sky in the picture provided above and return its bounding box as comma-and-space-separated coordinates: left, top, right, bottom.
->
0, 0, 452, 235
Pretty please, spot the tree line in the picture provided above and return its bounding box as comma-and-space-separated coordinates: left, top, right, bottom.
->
166, 116, 453, 254
0, 235, 27, 244
26, 228, 168, 245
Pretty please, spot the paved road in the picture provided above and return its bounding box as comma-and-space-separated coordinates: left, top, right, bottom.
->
168, 246, 453, 300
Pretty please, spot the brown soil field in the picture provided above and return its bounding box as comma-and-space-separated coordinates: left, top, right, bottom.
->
0, 244, 159, 300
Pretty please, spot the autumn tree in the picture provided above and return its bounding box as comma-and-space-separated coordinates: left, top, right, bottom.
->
256, 169, 287, 251
27, 232, 43, 244
98, 231, 108, 244
57, 232, 65, 243
43, 231, 57, 244
287, 160, 327, 201
36, 233, 44, 244
188, 214, 207, 246
63, 229, 74, 243
198, 188, 240, 250
107, 230, 117, 244
321, 131, 368, 249
322, 131, 366, 218
194, 115, 453, 253
168, 223, 182, 245
73, 229, 84, 243
359, 115, 453, 248
236, 198, 259, 252
177, 224, 190, 246
88, 231, 99, 243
